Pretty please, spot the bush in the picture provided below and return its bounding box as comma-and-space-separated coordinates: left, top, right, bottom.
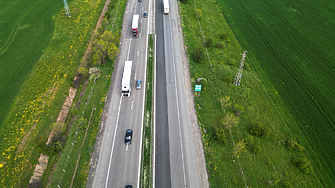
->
220, 33, 227, 40
198, 78, 208, 89
78, 66, 88, 77
215, 42, 226, 49
261, 127, 271, 138
228, 59, 235, 66
253, 145, 261, 155
233, 104, 244, 116
293, 156, 310, 174
286, 139, 304, 151
283, 181, 293, 188
215, 128, 227, 144
250, 123, 263, 136
204, 38, 213, 47
193, 47, 205, 63
223, 76, 232, 84
250, 123, 271, 138
180, 0, 189, 3
244, 135, 254, 146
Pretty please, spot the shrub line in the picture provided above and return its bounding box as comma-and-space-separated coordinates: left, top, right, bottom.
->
69, 105, 95, 188
192, 0, 211, 67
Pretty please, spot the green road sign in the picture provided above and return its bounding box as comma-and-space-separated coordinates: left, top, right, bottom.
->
195, 85, 201, 91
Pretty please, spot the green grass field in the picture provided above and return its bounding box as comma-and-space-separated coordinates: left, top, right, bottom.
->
0, 0, 106, 186
216, 0, 335, 186
180, 0, 332, 186
0, 0, 68, 126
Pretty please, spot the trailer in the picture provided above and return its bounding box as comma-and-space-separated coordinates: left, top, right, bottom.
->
163, 0, 169, 14
132, 15, 139, 37
122, 61, 133, 97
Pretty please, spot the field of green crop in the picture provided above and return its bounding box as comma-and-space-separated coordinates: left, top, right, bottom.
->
215, 0, 335, 186
0, 0, 68, 126
179, 0, 333, 186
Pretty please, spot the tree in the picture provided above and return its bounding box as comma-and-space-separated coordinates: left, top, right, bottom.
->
50, 122, 65, 135
180, 0, 189, 3
91, 30, 119, 65
232, 139, 246, 158
195, 9, 203, 20
193, 47, 204, 63
233, 104, 244, 116
221, 113, 238, 133
219, 96, 231, 112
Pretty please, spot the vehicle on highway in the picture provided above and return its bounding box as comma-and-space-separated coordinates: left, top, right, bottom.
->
125, 129, 133, 145
136, 79, 142, 90
163, 0, 169, 14
125, 185, 133, 188
122, 61, 133, 97
132, 15, 139, 37
143, 12, 148, 18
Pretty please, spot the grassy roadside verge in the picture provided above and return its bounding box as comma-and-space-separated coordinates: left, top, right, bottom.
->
140, 34, 154, 188
0, 0, 107, 187
179, 0, 322, 187
44, 0, 127, 187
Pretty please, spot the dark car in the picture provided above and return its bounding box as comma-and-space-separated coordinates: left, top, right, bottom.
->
125, 129, 133, 145
143, 12, 148, 18
125, 185, 133, 188
136, 79, 142, 90
138, 0, 141, 2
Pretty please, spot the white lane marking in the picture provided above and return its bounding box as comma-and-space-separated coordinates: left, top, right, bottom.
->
137, 50, 139, 57
105, 95, 123, 188
135, 72, 137, 79
169, 12, 187, 188
127, 38, 132, 60
131, 100, 133, 110
126, 144, 129, 151
152, 34, 156, 188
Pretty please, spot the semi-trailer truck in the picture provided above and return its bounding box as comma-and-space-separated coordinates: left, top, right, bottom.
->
132, 15, 139, 37
163, 0, 169, 14
122, 61, 133, 97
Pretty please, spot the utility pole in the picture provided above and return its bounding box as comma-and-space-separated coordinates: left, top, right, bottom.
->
63, 0, 71, 17
234, 51, 248, 86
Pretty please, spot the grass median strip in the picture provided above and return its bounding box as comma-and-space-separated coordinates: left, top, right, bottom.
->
140, 34, 154, 188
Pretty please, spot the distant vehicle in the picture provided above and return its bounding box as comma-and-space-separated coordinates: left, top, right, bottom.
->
163, 0, 169, 14
132, 15, 139, 37
122, 61, 133, 97
143, 12, 148, 18
125, 186, 133, 188
138, 0, 141, 2
136, 79, 142, 90
125, 129, 133, 145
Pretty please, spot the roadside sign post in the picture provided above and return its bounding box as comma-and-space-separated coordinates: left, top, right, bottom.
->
195, 85, 201, 96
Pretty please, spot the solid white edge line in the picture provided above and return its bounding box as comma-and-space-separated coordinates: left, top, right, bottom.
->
105, 95, 123, 188
153, 34, 156, 188
169, 8, 187, 188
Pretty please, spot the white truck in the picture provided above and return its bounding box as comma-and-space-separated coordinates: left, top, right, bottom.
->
163, 0, 169, 14
132, 15, 139, 37
122, 61, 133, 97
